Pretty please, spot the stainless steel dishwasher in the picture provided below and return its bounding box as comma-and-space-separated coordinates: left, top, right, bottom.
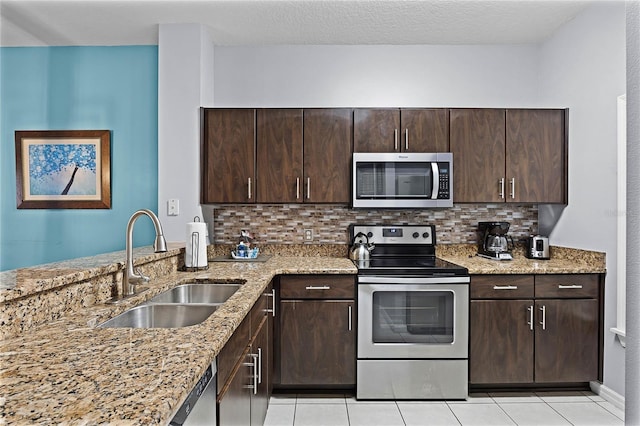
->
170, 360, 217, 425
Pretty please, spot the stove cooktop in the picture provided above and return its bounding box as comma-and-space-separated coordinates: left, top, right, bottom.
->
354, 256, 468, 276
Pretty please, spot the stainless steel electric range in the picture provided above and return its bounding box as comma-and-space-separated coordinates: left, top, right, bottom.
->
350, 224, 470, 400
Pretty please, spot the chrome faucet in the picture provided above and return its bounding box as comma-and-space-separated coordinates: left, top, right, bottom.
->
122, 209, 167, 297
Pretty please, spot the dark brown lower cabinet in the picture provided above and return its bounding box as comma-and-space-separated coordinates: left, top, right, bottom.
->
534, 299, 599, 383
218, 283, 273, 426
469, 274, 602, 388
279, 300, 355, 386
470, 300, 534, 383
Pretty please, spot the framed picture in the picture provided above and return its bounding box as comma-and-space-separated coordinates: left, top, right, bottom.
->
15, 130, 111, 209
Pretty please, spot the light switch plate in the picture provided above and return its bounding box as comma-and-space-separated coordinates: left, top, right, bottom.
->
168, 199, 179, 216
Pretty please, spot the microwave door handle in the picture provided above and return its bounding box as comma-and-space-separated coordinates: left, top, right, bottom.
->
431, 162, 439, 199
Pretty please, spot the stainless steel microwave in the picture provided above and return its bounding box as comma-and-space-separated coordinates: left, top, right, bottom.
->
352, 152, 453, 208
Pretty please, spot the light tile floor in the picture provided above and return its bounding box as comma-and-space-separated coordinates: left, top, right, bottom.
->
264, 391, 624, 426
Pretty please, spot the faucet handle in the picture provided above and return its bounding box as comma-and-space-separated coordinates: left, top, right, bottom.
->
134, 268, 150, 283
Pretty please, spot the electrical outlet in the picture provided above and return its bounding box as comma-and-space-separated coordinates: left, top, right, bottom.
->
167, 199, 179, 216
304, 229, 313, 241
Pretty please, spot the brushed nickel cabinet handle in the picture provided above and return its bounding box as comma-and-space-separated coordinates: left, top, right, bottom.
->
527, 305, 534, 331
405, 128, 409, 150
248, 177, 252, 199
499, 178, 505, 199
493, 285, 518, 290
394, 128, 399, 151
539, 305, 546, 330
348, 305, 353, 331
558, 284, 583, 289
305, 285, 330, 290
296, 177, 300, 200
265, 289, 276, 317
257, 347, 263, 384
306, 177, 310, 200
510, 178, 515, 199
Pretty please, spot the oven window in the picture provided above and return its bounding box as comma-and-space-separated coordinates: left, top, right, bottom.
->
372, 291, 454, 344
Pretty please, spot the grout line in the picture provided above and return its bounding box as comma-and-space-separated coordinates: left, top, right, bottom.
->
596, 401, 625, 422
541, 399, 574, 426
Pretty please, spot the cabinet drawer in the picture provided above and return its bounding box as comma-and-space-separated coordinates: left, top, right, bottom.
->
535, 274, 599, 298
471, 275, 534, 299
217, 315, 250, 391
280, 275, 355, 299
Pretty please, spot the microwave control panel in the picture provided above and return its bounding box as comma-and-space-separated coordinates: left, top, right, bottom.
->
437, 162, 450, 199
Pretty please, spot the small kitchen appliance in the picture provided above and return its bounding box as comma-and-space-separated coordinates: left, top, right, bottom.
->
349, 224, 469, 400
349, 232, 375, 262
477, 221, 515, 261
526, 235, 550, 260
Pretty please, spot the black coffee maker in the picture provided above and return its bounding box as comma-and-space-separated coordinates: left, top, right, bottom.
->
477, 221, 514, 260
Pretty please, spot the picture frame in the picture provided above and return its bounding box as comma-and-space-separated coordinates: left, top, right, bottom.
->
15, 130, 111, 209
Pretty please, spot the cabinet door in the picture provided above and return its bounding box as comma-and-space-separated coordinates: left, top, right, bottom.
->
251, 317, 269, 426
256, 109, 303, 202
354, 109, 400, 152
506, 109, 567, 203
400, 109, 449, 152
218, 348, 253, 426
303, 109, 353, 203
202, 109, 255, 203
450, 109, 506, 202
280, 300, 355, 386
535, 299, 599, 383
470, 300, 534, 384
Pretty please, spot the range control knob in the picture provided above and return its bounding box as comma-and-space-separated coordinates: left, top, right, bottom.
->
367, 232, 373, 238
422, 232, 430, 239
412, 232, 420, 239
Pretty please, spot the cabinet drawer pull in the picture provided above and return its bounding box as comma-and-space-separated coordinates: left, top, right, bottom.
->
257, 348, 263, 384
527, 305, 534, 331
348, 305, 352, 331
539, 305, 546, 330
305, 285, 330, 290
493, 285, 518, 290
394, 128, 399, 151
558, 284, 583, 289
248, 177, 252, 199
499, 178, 505, 199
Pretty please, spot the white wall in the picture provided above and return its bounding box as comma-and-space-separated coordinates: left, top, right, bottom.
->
538, 2, 626, 397
158, 24, 215, 242
213, 44, 539, 107
626, 1, 640, 422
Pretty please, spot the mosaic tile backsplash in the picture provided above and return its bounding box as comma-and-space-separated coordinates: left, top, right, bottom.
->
211, 204, 538, 245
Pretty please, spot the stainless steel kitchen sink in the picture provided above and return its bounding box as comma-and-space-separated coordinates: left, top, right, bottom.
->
98, 304, 219, 328
147, 283, 241, 305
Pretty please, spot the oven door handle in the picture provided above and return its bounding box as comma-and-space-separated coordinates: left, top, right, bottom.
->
358, 276, 469, 284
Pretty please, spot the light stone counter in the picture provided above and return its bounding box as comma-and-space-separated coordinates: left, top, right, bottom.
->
0, 253, 356, 425
437, 244, 606, 275
0, 243, 604, 425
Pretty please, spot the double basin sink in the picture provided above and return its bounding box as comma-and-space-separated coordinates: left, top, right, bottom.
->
98, 283, 242, 329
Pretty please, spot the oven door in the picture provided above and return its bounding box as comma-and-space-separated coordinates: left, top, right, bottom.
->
357, 276, 469, 359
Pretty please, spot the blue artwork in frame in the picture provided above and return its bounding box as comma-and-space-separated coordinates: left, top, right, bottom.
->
15, 130, 111, 209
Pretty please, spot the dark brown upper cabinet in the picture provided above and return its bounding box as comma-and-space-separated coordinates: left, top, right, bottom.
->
201, 108, 256, 203
303, 109, 353, 203
450, 108, 567, 204
506, 109, 567, 204
256, 109, 304, 203
354, 108, 449, 153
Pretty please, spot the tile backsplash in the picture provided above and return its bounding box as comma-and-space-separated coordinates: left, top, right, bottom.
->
211, 204, 538, 245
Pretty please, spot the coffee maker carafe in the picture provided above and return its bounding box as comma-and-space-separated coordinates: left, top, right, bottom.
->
478, 221, 514, 260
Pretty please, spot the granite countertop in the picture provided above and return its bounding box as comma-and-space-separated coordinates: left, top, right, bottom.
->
437, 244, 606, 275
0, 244, 605, 425
0, 255, 357, 425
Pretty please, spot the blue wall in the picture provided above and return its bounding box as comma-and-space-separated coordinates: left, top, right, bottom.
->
1, 46, 159, 271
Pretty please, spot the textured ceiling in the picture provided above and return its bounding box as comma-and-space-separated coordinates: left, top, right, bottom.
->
1, 0, 594, 47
